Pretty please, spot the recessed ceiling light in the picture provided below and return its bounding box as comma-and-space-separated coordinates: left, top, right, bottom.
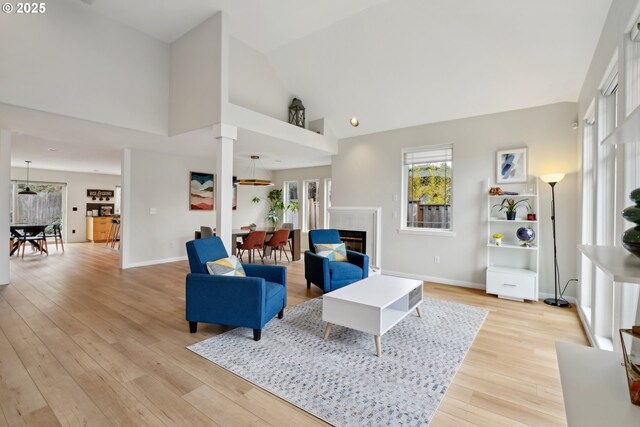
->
350, 117, 359, 127
47, 148, 58, 151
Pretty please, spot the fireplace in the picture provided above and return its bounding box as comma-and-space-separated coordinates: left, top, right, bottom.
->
338, 230, 366, 254
328, 207, 381, 268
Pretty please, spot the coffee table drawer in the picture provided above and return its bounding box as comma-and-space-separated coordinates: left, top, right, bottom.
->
486, 270, 536, 301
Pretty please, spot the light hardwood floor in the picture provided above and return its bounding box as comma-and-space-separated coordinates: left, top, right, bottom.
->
0, 243, 588, 426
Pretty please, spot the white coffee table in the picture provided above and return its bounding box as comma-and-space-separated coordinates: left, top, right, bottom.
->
322, 275, 423, 357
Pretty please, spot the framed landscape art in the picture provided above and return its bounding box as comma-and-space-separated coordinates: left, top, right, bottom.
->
496, 148, 527, 184
190, 172, 214, 210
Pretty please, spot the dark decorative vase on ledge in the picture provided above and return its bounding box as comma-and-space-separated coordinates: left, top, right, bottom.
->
622, 188, 640, 258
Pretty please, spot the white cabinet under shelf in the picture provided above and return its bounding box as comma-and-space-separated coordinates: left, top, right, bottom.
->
486, 178, 540, 301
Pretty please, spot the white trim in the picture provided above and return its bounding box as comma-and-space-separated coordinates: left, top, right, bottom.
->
122, 255, 187, 269
381, 269, 484, 290
576, 303, 598, 348
397, 228, 456, 237
328, 206, 382, 269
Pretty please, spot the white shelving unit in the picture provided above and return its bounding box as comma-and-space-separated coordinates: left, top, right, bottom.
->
486, 178, 540, 301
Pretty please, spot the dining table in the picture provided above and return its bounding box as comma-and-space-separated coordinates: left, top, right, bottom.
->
10, 224, 48, 256
194, 228, 301, 261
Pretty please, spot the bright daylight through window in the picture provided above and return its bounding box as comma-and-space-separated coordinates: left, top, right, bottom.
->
403, 145, 453, 231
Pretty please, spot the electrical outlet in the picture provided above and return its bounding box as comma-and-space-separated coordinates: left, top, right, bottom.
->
72, 229, 76, 234
434, 256, 440, 264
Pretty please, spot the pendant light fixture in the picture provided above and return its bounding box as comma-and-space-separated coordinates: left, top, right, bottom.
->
236, 155, 273, 187
19, 160, 37, 195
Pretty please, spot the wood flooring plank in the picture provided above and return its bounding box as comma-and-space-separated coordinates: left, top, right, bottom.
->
183, 384, 272, 427
124, 375, 219, 427
0, 328, 51, 426
0, 298, 112, 427
2, 243, 589, 427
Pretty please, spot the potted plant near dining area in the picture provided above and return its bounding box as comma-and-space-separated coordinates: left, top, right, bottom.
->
252, 189, 299, 229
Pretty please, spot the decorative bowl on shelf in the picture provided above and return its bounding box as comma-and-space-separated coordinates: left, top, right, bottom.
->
516, 226, 535, 247
622, 188, 640, 258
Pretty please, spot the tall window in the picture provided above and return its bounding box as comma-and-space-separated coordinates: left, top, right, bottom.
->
580, 109, 596, 322
114, 185, 122, 215
626, 17, 640, 115
324, 179, 332, 229
302, 179, 319, 232
402, 145, 453, 231
10, 181, 66, 234
283, 181, 299, 229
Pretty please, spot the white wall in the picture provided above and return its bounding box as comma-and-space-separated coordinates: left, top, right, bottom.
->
229, 37, 290, 122
169, 14, 223, 136
10, 167, 121, 243
0, 0, 169, 134
332, 103, 579, 297
123, 149, 270, 267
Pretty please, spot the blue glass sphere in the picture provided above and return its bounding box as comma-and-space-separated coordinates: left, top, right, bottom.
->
516, 227, 535, 246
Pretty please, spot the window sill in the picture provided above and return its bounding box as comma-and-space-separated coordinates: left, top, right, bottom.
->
398, 228, 456, 237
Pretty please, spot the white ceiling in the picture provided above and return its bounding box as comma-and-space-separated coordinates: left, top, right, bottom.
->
7, 0, 613, 174
1, 104, 331, 175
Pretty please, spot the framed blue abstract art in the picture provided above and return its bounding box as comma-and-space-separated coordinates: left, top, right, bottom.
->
496, 147, 527, 184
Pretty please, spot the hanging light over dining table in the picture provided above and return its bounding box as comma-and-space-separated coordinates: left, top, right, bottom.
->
236, 155, 273, 187
18, 160, 37, 195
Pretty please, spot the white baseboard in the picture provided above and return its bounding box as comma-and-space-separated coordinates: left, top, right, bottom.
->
122, 255, 187, 269
381, 269, 485, 290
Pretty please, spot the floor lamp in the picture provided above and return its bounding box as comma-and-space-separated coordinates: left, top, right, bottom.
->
540, 173, 570, 308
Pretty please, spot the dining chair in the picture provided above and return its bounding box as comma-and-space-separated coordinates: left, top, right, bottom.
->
22, 226, 47, 258
52, 224, 64, 252
264, 229, 290, 264
200, 226, 214, 238
237, 230, 267, 263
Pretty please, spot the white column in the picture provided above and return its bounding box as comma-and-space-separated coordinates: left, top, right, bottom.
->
213, 123, 237, 253
120, 148, 131, 269
0, 130, 11, 285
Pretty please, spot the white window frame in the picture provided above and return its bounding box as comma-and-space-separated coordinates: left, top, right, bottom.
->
399, 144, 455, 236
302, 179, 320, 233
283, 180, 299, 229
323, 178, 332, 229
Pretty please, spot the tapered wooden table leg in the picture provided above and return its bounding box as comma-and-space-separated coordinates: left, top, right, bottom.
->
415, 306, 422, 317
374, 335, 381, 357
323, 323, 333, 340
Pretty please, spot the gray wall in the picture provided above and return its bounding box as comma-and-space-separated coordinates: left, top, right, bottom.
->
332, 102, 579, 297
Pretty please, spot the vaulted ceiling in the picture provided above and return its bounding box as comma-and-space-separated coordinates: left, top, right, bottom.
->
8, 0, 614, 173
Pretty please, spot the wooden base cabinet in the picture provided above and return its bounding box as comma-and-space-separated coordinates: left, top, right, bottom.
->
86, 216, 114, 242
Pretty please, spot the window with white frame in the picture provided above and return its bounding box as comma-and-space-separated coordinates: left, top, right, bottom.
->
114, 185, 122, 215
283, 181, 298, 229
302, 179, 319, 232
402, 145, 453, 231
626, 16, 640, 115
324, 179, 331, 229
579, 108, 596, 321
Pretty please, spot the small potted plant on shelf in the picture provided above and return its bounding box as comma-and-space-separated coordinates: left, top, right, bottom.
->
494, 198, 530, 220
492, 233, 503, 246
248, 223, 256, 231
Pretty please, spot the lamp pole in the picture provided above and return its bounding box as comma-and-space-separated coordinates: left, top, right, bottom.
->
543, 178, 569, 308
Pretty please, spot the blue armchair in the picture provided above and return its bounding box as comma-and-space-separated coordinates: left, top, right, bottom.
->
304, 229, 369, 293
185, 237, 287, 341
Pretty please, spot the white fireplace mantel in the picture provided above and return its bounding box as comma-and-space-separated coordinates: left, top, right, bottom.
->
328, 207, 382, 269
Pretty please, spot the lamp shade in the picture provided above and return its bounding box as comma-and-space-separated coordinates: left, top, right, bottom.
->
540, 173, 565, 184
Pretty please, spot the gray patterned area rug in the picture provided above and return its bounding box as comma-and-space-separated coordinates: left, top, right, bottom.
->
188, 297, 487, 426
